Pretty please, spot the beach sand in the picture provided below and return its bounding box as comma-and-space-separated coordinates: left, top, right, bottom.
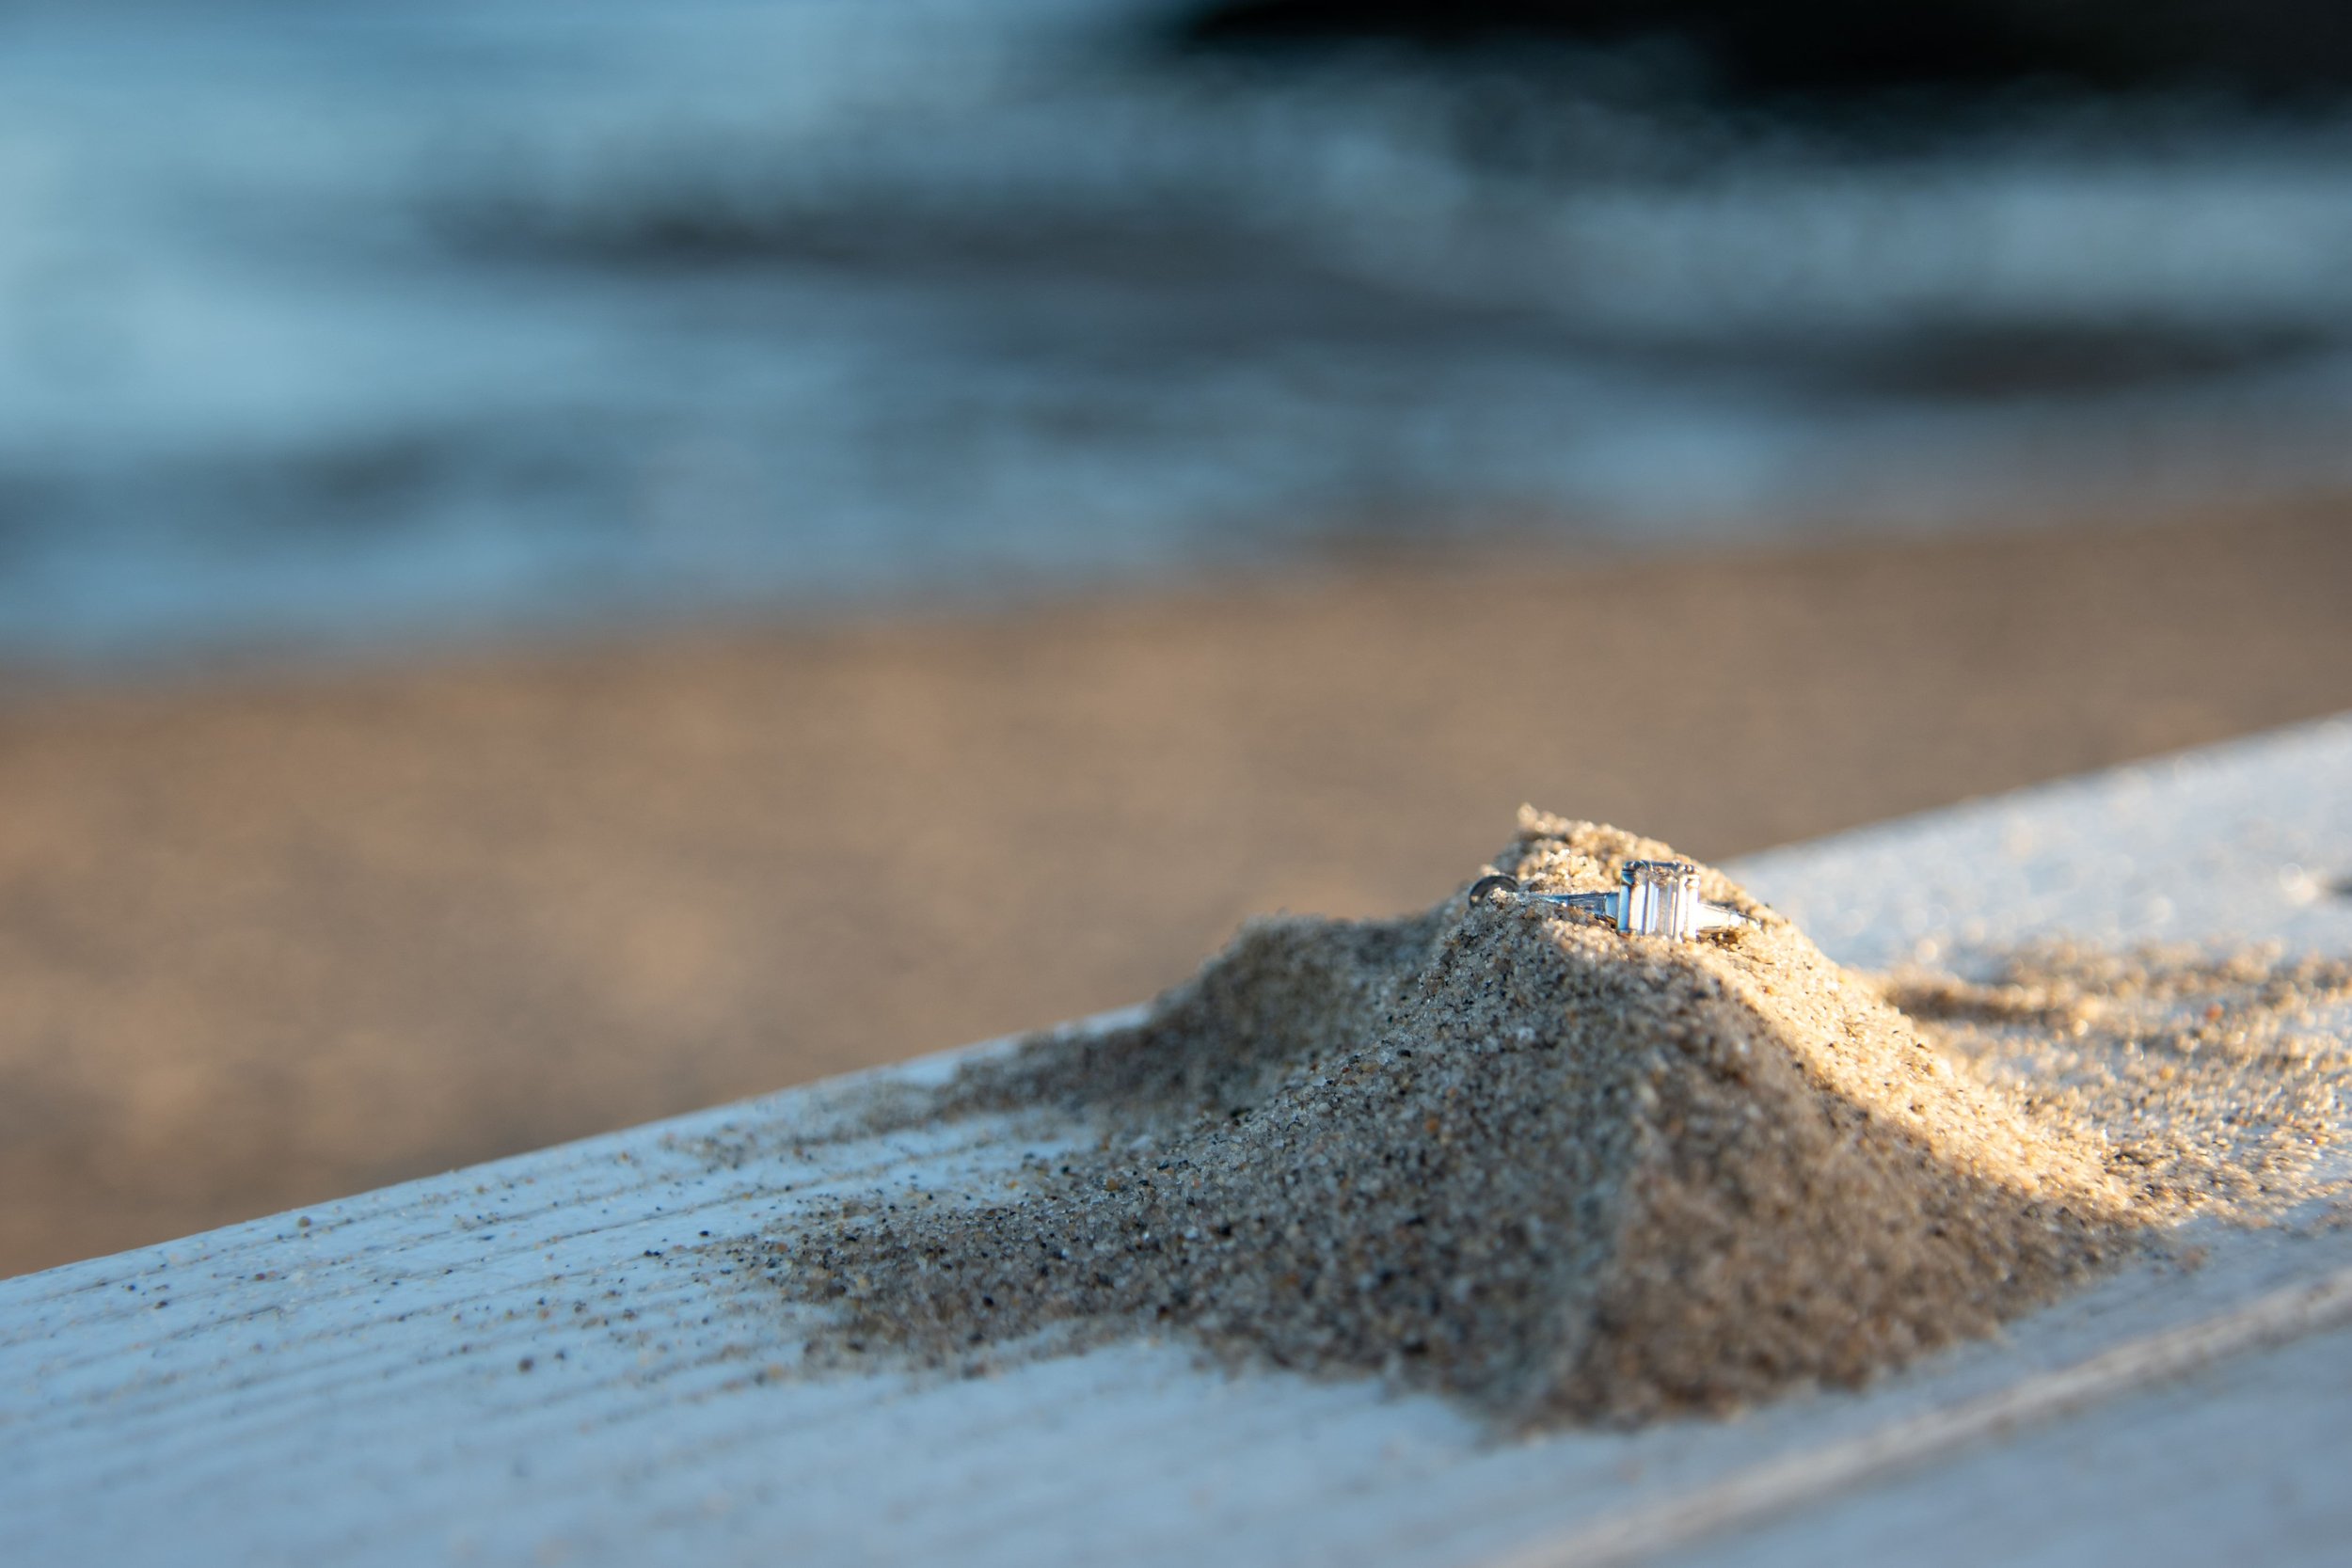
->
4, 506, 2350, 1276
762, 820, 2350, 1426
774, 819, 2135, 1427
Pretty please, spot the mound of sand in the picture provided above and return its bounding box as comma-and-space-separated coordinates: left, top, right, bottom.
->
757, 813, 2167, 1426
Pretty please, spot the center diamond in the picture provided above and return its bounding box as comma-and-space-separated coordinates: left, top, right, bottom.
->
1619, 860, 1703, 939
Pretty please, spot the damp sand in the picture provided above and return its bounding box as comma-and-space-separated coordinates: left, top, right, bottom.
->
745, 813, 2352, 1429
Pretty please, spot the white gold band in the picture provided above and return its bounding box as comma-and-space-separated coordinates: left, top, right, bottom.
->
1470, 863, 1749, 942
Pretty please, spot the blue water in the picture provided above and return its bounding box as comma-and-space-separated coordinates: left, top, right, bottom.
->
5, 0, 2352, 666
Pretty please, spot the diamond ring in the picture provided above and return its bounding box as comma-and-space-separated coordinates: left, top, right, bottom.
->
1470, 860, 1749, 942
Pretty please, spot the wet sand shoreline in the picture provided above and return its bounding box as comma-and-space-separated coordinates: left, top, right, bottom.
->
5, 506, 2351, 1276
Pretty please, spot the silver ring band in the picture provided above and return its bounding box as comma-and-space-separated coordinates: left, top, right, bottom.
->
1470, 860, 1749, 942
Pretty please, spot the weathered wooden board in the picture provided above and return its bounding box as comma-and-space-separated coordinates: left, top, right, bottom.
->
6, 717, 2351, 1567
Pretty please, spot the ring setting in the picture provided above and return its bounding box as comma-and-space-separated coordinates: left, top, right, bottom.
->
1470, 860, 1749, 942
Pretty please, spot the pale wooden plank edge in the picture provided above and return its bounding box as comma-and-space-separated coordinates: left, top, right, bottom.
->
1500, 1263, 2352, 1568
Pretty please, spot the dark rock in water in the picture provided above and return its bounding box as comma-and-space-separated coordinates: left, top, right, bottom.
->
1168, 0, 2352, 107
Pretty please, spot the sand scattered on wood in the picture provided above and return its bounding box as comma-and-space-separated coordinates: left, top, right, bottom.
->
1883, 942, 2352, 1221
742, 812, 2352, 1428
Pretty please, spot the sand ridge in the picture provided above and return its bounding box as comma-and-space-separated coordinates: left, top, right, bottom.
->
754, 816, 2159, 1427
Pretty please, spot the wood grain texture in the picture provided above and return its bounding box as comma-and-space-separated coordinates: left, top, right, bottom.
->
4, 718, 2350, 1567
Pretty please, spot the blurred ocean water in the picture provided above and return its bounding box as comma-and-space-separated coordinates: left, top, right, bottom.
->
4, 0, 2351, 665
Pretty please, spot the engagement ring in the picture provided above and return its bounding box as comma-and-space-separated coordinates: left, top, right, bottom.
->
1470, 860, 1748, 942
